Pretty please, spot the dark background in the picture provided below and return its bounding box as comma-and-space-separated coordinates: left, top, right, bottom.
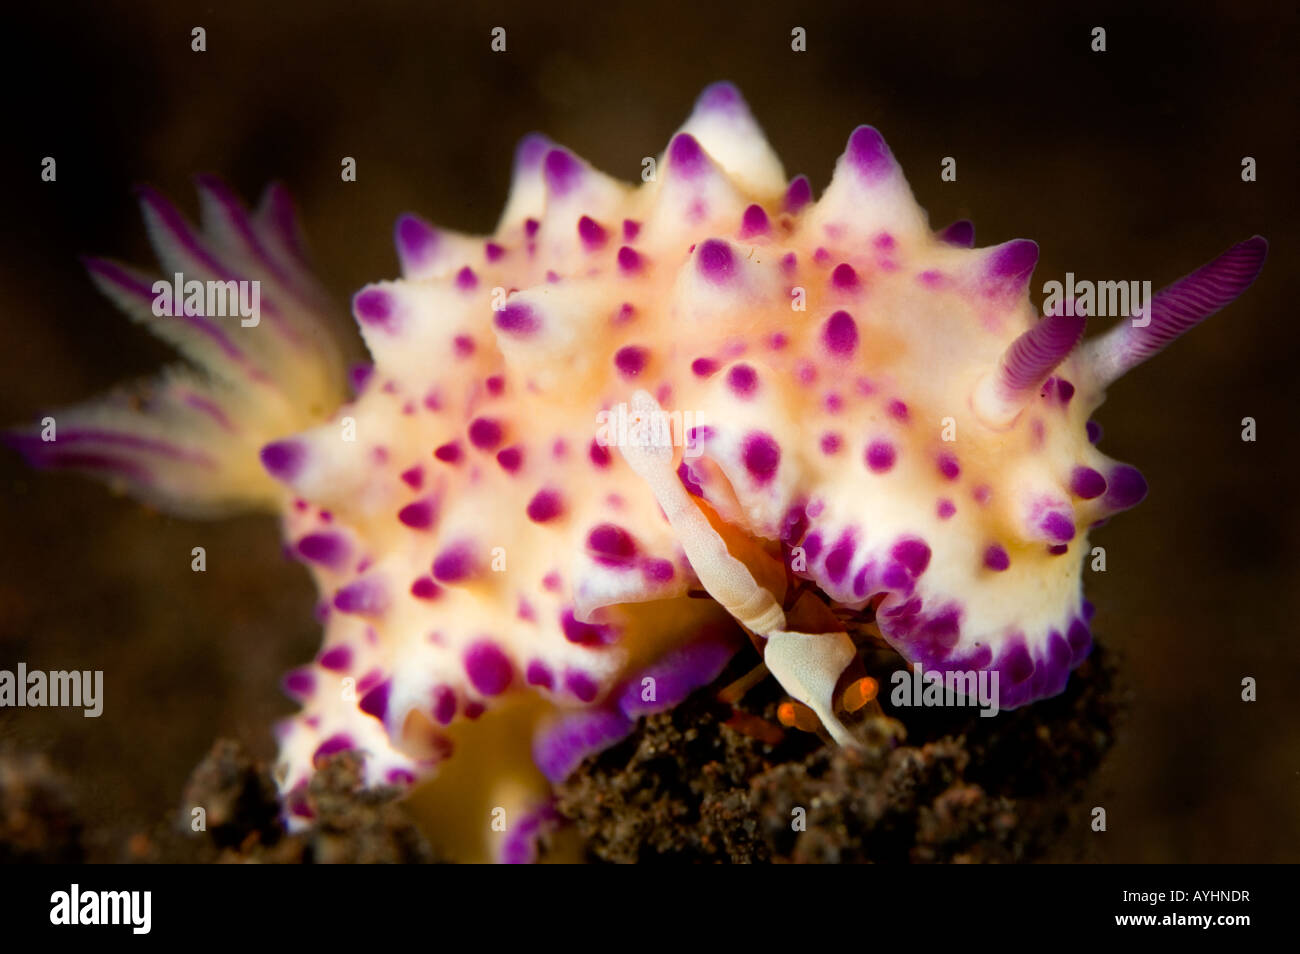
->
1, 0, 1296, 861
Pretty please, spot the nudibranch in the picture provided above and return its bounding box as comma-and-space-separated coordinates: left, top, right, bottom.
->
8, 83, 1266, 862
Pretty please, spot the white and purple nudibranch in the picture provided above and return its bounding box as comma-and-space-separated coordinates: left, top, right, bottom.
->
8, 84, 1267, 861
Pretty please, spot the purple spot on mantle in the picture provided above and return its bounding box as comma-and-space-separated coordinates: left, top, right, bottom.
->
986, 239, 1039, 293
727, 363, 758, 398
495, 302, 540, 336
431, 685, 457, 724
464, 641, 513, 696
400, 465, 424, 490
780, 503, 809, 545
641, 557, 675, 583
1105, 465, 1147, 510
668, 133, 706, 176
395, 214, 438, 269
617, 246, 642, 272
577, 215, 607, 248
614, 345, 649, 378
348, 362, 374, 395
866, 440, 896, 473
432, 542, 477, 583
892, 538, 931, 577
319, 646, 352, 672
526, 489, 564, 523
937, 452, 960, 480
561, 609, 618, 646
587, 524, 637, 563
296, 532, 349, 569
359, 680, 391, 723
822, 309, 859, 357
398, 497, 436, 529
525, 661, 554, 690
544, 148, 583, 195
846, 125, 894, 183
831, 263, 859, 290
353, 287, 395, 329
282, 668, 315, 700
334, 577, 388, 616
739, 204, 769, 238
697, 239, 735, 283
260, 440, 306, 481
496, 445, 524, 473
696, 80, 742, 113
983, 544, 1010, 571
1041, 511, 1076, 542
677, 462, 704, 497
312, 733, 354, 765
741, 432, 780, 484
468, 417, 504, 451
1069, 466, 1107, 500
564, 669, 600, 703
514, 132, 550, 171
410, 577, 441, 600
1004, 640, 1035, 685
824, 531, 857, 584
784, 175, 812, 213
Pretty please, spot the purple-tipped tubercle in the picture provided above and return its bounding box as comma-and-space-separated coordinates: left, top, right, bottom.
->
846, 125, 895, 183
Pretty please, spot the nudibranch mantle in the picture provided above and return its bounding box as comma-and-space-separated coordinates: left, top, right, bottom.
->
9, 84, 1266, 861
